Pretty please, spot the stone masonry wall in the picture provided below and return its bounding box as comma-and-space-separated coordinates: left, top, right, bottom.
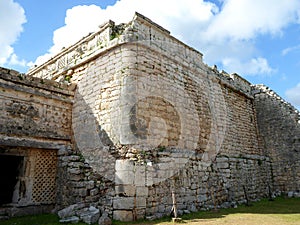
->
106, 37, 269, 220
23, 13, 298, 222
0, 67, 74, 146
0, 67, 75, 217
253, 85, 300, 195
60, 14, 270, 220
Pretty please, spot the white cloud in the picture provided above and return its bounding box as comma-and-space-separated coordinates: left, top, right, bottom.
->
0, 0, 26, 66
31, 0, 218, 65
8, 53, 26, 67
36, 0, 217, 64
50, 5, 106, 54
33, 53, 54, 67
286, 83, 300, 108
0, 46, 13, 65
204, 0, 300, 41
282, 44, 300, 56
33, 0, 300, 76
197, 0, 300, 75
222, 57, 275, 76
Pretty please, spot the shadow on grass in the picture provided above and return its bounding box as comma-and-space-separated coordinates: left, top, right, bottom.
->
185, 197, 300, 217
113, 196, 300, 225
0, 197, 299, 225
0, 213, 87, 225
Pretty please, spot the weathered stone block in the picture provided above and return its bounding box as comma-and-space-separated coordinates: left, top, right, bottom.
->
80, 206, 100, 225
115, 160, 134, 171
197, 195, 207, 202
136, 186, 148, 197
73, 188, 87, 197
58, 203, 85, 218
115, 170, 135, 185
70, 174, 84, 181
217, 162, 229, 169
69, 155, 81, 161
98, 212, 112, 225
90, 188, 99, 196
68, 168, 81, 175
135, 197, 146, 208
135, 208, 146, 220
58, 205, 77, 218
59, 216, 80, 223
115, 185, 136, 197
134, 167, 146, 186
113, 197, 134, 209
113, 210, 133, 222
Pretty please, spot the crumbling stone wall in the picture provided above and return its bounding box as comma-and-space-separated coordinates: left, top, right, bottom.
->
0, 68, 74, 144
0, 67, 74, 217
253, 85, 300, 195
22, 12, 299, 222
0, 69, 114, 219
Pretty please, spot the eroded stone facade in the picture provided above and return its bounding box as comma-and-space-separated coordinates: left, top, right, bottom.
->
1, 13, 299, 222
0, 68, 74, 217
253, 85, 300, 194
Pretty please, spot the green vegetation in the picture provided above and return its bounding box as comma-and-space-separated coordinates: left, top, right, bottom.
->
115, 197, 300, 225
64, 75, 72, 82
0, 213, 86, 225
1, 197, 299, 225
158, 146, 166, 152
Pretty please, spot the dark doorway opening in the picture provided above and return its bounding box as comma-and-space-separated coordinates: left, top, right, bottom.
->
0, 155, 23, 205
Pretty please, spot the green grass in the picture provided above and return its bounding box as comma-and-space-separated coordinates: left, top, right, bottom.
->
1, 197, 299, 225
114, 197, 300, 225
0, 214, 87, 225
176, 196, 300, 225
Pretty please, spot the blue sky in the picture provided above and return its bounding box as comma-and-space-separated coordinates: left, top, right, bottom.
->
1, 0, 300, 110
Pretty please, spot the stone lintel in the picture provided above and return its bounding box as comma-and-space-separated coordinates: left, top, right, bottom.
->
0, 67, 74, 97
0, 134, 70, 150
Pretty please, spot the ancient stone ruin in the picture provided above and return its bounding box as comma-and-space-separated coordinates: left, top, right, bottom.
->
0, 13, 299, 223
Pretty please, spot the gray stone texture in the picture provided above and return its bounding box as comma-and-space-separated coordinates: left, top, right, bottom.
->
0, 12, 299, 223
98, 212, 112, 225
253, 84, 300, 193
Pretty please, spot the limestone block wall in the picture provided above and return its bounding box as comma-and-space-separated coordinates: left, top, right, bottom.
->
110, 43, 269, 220
253, 85, 300, 194
55, 146, 114, 212
26, 13, 276, 221
0, 67, 74, 216
67, 15, 270, 220
0, 67, 74, 146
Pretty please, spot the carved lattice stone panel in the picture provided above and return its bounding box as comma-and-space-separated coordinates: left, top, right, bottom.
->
31, 149, 57, 204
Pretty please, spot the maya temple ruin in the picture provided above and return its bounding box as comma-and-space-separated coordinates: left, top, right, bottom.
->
0, 13, 299, 223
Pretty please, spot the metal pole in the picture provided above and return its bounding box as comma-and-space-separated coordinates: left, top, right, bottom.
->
172, 190, 177, 218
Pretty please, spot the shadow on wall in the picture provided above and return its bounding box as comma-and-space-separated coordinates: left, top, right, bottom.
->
254, 87, 300, 193
68, 49, 231, 221
70, 57, 227, 187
